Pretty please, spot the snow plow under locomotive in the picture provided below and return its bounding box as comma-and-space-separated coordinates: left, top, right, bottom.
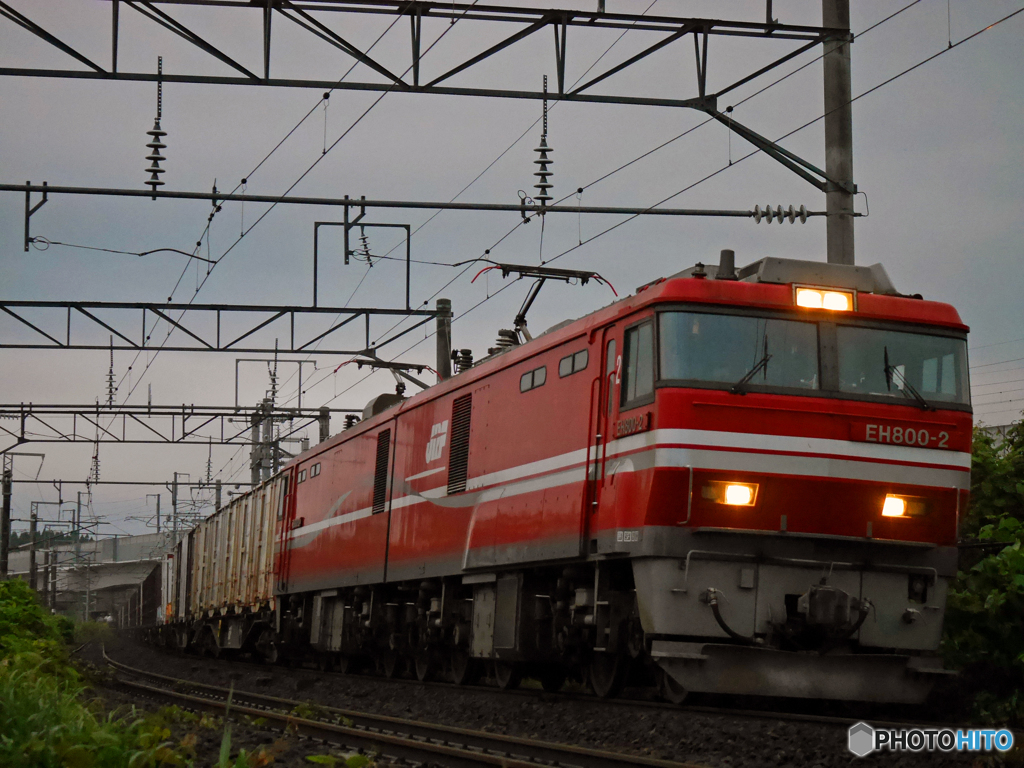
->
155, 253, 970, 704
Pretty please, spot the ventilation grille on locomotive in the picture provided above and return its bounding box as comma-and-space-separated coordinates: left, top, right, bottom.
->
372, 429, 391, 514
447, 394, 472, 495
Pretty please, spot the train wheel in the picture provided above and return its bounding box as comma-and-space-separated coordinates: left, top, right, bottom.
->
450, 649, 477, 686
494, 661, 521, 691
538, 666, 567, 693
378, 650, 401, 678
336, 655, 355, 675
414, 653, 437, 682
587, 652, 625, 698
658, 668, 688, 705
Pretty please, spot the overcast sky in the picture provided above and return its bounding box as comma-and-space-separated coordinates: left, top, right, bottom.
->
1, 1, 1022, 538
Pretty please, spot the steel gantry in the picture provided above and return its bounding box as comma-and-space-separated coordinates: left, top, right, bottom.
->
0, 1, 858, 244
0, 403, 355, 453
0, 300, 441, 353
0, 1, 841, 109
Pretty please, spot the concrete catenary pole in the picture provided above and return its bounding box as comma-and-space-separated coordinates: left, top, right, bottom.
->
0, 463, 11, 578
318, 406, 331, 444
75, 492, 83, 617
436, 298, 452, 381
261, 398, 274, 482
250, 407, 261, 487
29, 506, 37, 591
171, 473, 179, 547
822, 0, 855, 265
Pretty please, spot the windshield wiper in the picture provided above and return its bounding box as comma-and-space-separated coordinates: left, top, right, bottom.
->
732, 335, 771, 394
883, 346, 933, 411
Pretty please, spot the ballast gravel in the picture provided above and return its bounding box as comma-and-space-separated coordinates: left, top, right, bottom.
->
90, 637, 992, 768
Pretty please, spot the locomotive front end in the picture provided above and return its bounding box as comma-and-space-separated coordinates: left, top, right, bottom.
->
625, 257, 969, 703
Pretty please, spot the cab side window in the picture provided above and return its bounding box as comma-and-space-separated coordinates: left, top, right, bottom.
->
622, 321, 654, 407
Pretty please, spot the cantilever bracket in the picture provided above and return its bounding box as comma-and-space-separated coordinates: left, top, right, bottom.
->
354, 353, 429, 390
23, 180, 48, 252
706, 110, 857, 195
341, 195, 366, 266
314, 210, 410, 311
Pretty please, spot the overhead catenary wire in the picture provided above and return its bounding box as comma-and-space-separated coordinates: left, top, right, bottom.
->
971, 337, 1024, 351
325, 0, 929, 378
102, 2, 462, 427
109, 6, 480, 485
299, 5, 1024, 407
71, 7, 417, 507
971, 357, 1024, 370
274, 4, 665, 406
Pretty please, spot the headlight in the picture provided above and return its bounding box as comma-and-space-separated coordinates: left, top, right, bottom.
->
725, 484, 754, 505
882, 494, 927, 517
882, 495, 906, 517
702, 481, 758, 506
795, 287, 854, 311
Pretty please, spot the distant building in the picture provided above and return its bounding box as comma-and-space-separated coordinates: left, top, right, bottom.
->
7, 532, 172, 622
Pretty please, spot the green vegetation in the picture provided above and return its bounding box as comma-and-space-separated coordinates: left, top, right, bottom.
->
306, 753, 372, 767
0, 579, 197, 767
942, 421, 1024, 725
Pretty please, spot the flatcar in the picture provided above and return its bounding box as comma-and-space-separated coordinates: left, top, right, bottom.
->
157, 252, 970, 704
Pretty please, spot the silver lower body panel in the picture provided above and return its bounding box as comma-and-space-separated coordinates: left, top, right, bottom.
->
653, 640, 953, 703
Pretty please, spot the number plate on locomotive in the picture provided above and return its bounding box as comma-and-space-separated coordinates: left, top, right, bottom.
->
856, 423, 951, 449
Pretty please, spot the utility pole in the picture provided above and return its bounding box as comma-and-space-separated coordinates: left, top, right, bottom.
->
40, 549, 49, 606
261, 398, 274, 482
250, 407, 261, 487
147, 493, 161, 533
29, 506, 37, 591
170, 473, 180, 547
0, 456, 12, 578
215, 479, 222, 511
75, 491, 85, 620
822, 0, 855, 265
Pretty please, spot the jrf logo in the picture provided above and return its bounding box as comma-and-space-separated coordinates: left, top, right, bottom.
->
425, 420, 448, 463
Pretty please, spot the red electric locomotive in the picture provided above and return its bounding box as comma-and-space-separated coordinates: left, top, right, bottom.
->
165, 253, 970, 704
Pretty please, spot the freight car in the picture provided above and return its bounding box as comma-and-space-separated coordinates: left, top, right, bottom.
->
157, 253, 970, 704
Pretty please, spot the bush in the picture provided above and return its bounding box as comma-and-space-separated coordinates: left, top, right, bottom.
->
942, 420, 1024, 725
0, 580, 184, 767
76, 620, 116, 645
0, 652, 180, 768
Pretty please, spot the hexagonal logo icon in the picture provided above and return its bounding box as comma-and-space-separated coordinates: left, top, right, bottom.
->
848, 722, 875, 757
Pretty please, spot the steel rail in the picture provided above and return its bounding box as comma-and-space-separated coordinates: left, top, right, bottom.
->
109, 643, 1010, 738
105, 651, 700, 768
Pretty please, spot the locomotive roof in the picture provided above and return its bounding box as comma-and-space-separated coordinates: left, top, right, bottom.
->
296, 257, 967, 462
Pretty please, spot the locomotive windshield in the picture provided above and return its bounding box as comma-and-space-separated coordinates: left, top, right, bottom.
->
659, 312, 819, 389
836, 326, 969, 405
657, 309, 970, 408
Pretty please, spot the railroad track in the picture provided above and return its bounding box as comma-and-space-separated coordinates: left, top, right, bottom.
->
120, 643, 956, 735
104, 649, 700, 768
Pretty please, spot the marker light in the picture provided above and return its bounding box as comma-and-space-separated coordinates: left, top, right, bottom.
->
822, 291, 851, 311
725, 484, 754, 506
795, 287, 854, 311
796, 288, 823, 308
702, 481, 759, 506
882, 495, 907, 517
